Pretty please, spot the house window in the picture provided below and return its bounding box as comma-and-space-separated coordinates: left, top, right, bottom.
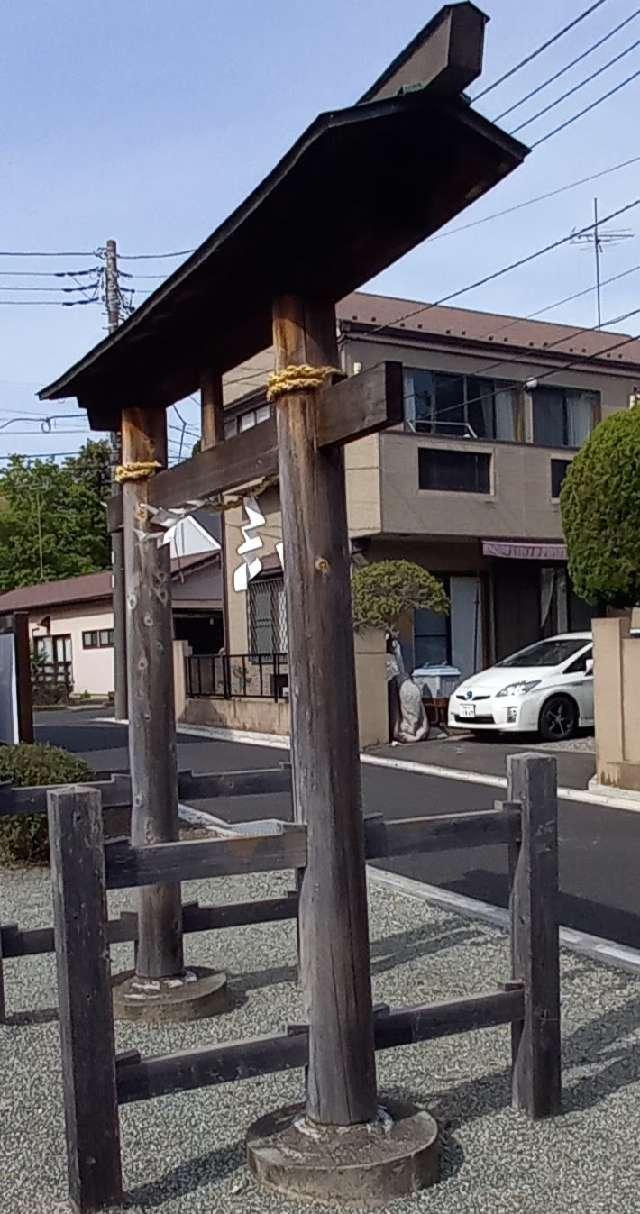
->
82, 629, 114, 649
235, 403, 272, 435
248, 576, 288, 655
418, 447, 491, 493
532, 386, 598, 448
414, 600, 450, 667
550, 458, 572, 499
224, 418, 237, 439
33, 634, 72, 664
407, 368, 520, 441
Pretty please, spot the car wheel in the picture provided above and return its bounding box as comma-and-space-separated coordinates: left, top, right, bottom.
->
538, 695, 578, 743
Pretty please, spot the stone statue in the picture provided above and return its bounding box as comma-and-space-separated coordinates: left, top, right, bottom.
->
386, 636, 429, 743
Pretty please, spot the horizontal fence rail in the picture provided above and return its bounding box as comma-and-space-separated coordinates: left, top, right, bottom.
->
0, 765, 292, 818
186, 652, 289, 701
116, 986, 526, 1104
102, 804, 520, 891
105, 824, 307, 889
0, 894, 298, 963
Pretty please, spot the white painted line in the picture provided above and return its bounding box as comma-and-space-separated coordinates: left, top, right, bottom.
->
367, 867, 640, 977
177, 802, 239, 835
93, 716, 640, 812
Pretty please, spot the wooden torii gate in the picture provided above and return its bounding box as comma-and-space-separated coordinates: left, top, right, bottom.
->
40, 1, 527, 1198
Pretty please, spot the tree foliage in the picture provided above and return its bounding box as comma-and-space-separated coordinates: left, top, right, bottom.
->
0, 440, 112, 591
352, 560, 449, 633
561, 408, 640, 607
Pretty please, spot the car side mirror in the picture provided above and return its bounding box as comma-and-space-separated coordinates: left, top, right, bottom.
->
585, 657, 594, 676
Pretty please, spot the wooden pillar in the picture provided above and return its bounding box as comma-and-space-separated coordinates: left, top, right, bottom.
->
272, 294, 377, 1126
121, 406, 184, 979
200, 369, 229, 648
507, 753, 562, 1118
201, 369, 225, 448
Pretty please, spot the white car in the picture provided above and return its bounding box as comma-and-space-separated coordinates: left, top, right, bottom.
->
448, 633, 593, 742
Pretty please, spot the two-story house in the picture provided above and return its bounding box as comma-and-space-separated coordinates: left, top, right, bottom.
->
218, 290, 640, 690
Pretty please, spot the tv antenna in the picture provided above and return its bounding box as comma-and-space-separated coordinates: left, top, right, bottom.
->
571, 197, 633, 328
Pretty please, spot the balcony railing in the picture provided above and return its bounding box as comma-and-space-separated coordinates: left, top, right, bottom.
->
186, 653, 289, 702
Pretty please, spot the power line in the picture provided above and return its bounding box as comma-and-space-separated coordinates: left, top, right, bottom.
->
494, 6, 640, 121
471, 0, 611, 102
0, 298, 98, 307
427, 155, 640, 243
0, 283, 99, 293
531, 65, 640, 147
0, 249, 96, 258
118, 249, 195, 261
368, 197, 640, 336
0, 267, 99, 278
511, 37, 640, 134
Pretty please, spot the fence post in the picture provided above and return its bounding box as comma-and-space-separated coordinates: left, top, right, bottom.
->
48, 786, 123, 1212
507, 753, 561, 1118
0, 929, 5, 1024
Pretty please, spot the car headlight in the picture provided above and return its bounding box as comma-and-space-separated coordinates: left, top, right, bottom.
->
496, 679, 541, 698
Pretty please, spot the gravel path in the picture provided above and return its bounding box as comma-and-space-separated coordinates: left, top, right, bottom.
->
2, 864, 640, 1213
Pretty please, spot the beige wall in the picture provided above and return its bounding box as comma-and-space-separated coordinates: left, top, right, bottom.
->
342, 332, 635, 420
379, 432, 572, 539
343, 332, 637, 542
593, 613, 640, 791
184, 625, 389, 747
30, 602, 115, 696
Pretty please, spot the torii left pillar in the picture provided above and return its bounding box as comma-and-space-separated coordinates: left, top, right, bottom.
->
113, 404, 226, 1021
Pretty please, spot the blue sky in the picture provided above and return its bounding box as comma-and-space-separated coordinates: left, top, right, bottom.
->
1, 0, 639, 461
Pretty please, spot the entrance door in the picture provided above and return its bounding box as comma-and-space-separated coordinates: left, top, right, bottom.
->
493, 563, 540, 660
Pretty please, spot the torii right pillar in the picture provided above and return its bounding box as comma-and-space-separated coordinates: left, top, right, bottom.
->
246, 295, 439, 1205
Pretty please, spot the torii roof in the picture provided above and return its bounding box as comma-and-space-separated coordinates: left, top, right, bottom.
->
40, 5, 527, 424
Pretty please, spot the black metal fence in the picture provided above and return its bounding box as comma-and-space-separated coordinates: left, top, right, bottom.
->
31, 660, 73, 707
186, 653, 288, 701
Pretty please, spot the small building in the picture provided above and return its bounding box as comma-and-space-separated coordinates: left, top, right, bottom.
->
0, 546, 223, 698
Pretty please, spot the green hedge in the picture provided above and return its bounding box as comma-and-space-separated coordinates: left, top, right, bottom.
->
0, 743, 92, 866
561, 407, 640, 607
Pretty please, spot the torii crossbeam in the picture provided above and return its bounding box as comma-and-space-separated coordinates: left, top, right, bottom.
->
40, 3, 527, 1202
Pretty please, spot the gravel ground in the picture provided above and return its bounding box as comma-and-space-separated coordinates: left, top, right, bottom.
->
2, 864, 640, 1213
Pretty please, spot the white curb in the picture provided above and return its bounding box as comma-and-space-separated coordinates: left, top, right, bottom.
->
367, 867, 640, 977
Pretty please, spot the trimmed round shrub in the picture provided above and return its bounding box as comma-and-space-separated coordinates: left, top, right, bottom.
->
352, 560, 449, 633
0, 743, 92, 866
561, 407, 640, 607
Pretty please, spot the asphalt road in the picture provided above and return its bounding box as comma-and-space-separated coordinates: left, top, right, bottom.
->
36, 709, 640, 950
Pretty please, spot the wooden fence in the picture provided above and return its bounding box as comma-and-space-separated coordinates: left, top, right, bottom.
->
0, 765, 292, 1023
47, 753, 561, 1212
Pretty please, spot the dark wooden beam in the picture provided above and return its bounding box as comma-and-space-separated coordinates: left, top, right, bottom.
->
0, 894, 297, 961
107, 361, 402, 532
116, 985, 524, 1104
359, 3, 487, 103
0, 766, 292, 818
104, 823, 307, 889
200, 370, 225, 448
364, 805, 520, 859
48, 787, 123, 1210
507, 754, 561, 1118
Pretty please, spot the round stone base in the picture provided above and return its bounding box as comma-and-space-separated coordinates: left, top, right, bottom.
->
112, 966, 227, 1023
246, 1097, 439, 1207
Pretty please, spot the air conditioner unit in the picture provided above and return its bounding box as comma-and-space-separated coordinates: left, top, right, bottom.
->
412, 664, 461, 699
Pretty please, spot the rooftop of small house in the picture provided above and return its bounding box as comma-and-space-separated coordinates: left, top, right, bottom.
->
0, 549, 220, 614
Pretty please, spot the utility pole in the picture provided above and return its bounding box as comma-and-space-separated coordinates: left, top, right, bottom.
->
104, 239, 128, 720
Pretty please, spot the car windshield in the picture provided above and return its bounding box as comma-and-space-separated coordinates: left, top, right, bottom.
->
496, 638, 588, 669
